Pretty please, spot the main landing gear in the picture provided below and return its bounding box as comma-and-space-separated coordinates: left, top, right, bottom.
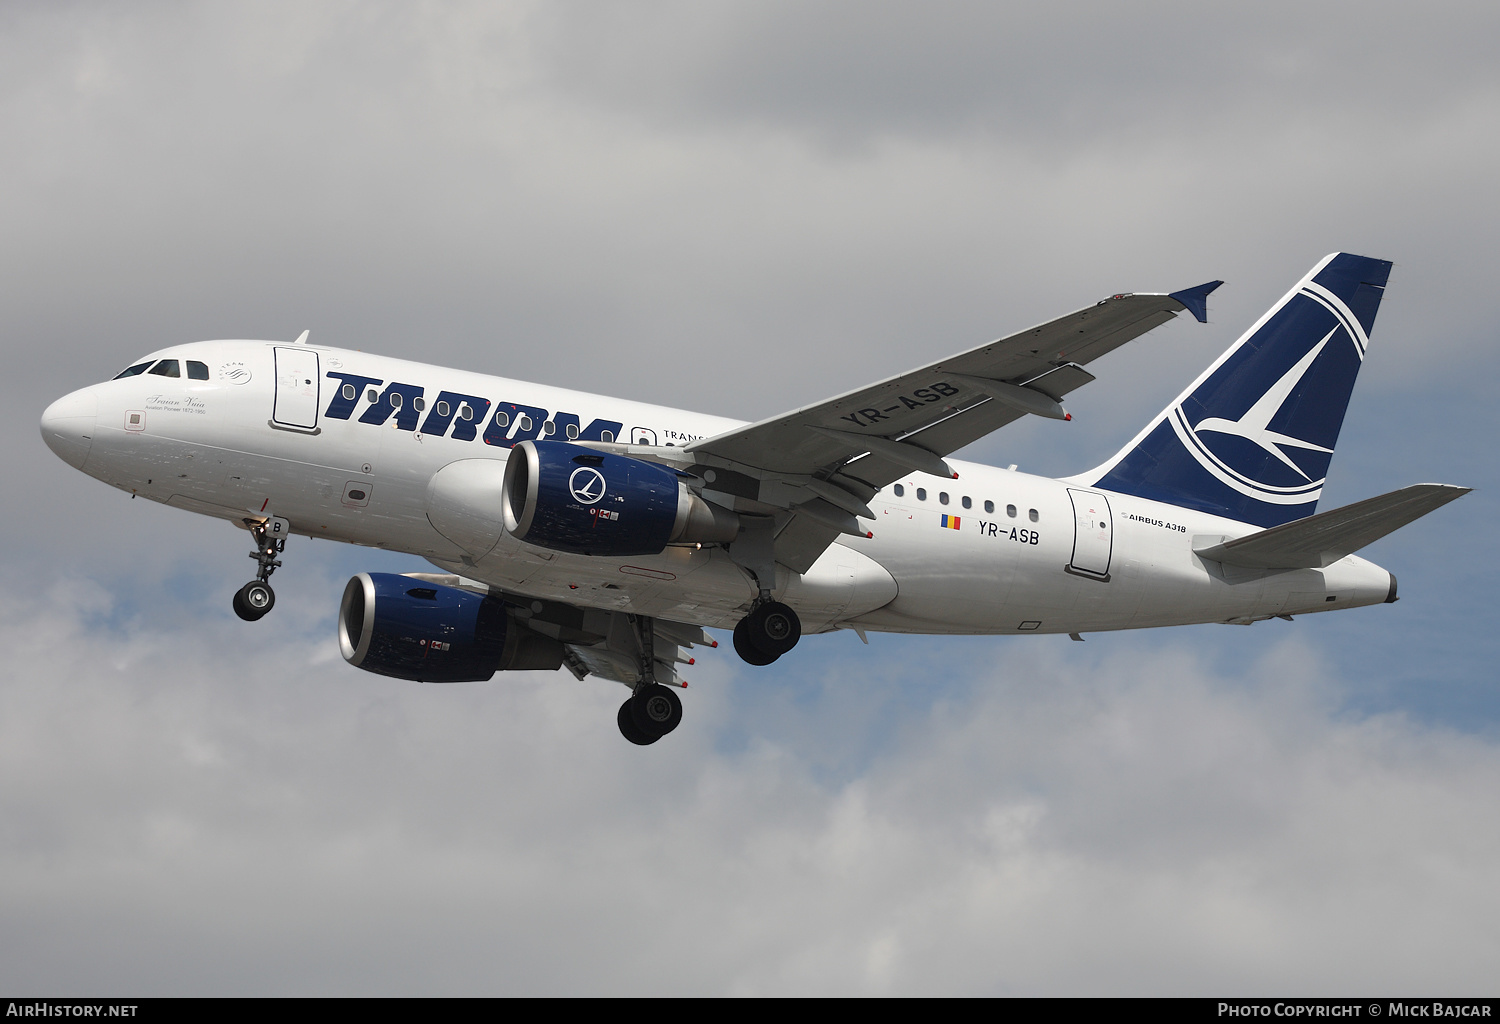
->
617, 684, 684, 746
233, 520, 284, 622
732, 600, 801, 666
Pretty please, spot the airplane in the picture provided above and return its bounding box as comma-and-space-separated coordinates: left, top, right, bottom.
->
38, 253, 1469, 745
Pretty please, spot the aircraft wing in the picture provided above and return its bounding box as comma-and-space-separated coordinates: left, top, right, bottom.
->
682, 284, 1217, 572
401, 572, 712, 687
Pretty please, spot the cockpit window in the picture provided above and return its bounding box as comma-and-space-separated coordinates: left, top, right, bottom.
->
113, 362, 153, 380
186, 360, 209, 380
148, 359, 180, 378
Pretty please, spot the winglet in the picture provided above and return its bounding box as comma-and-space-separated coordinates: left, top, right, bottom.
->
1168, 280, 1223, 323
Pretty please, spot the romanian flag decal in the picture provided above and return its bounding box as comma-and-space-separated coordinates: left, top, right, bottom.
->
940, 514, 961, 530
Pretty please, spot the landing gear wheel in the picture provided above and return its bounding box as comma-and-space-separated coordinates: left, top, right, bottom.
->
735, 601, 801, 664
233, 580, 275, 621
235, 518, 287, 621
631, 684, 682, 737
733, 618, 779, 665
618, 700, 659, 745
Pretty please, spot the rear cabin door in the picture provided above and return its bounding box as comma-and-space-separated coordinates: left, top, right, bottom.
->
273, 347, 321, 430
1066, 488, 1114, 581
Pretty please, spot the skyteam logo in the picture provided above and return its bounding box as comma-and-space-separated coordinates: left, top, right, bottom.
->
1089, 253, 1391, 528
1169, 281, 1370, 506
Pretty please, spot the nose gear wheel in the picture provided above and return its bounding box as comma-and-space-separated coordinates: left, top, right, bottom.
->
233, 519, 286, 622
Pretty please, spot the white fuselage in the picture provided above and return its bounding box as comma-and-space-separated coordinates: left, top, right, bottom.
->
49, 339, 1395, 637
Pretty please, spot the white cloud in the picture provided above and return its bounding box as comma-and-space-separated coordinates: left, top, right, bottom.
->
2, 580, 1496, 994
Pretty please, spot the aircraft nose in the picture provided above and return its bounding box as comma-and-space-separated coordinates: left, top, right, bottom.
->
40, 387, 98, 471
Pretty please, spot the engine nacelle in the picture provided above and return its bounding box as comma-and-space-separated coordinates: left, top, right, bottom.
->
338, 573, 563, 682
501, 440, 738, 556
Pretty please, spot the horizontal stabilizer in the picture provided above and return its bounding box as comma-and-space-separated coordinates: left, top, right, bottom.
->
1194, 483, 1470, 569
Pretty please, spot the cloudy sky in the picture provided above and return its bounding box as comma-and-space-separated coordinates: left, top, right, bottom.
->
4, 1, 1498, 995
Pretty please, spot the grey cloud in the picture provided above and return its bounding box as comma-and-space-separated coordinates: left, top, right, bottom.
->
3, 2, 1496, 994
3, 582, 1498, 994
532, 2, 1500, 148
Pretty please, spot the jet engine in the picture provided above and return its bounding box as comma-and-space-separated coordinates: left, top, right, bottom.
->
501, 440, 738, 556
338, 572, 564, 682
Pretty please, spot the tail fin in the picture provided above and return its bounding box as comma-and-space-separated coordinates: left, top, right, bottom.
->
1086, 253, 1393, 528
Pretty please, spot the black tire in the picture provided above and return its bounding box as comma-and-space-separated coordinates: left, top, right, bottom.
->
745, 602, 800, 657
631, 684, 682, 737
618, 700, 659, 745
234, 581, 275, 621
733, 618, 778, 665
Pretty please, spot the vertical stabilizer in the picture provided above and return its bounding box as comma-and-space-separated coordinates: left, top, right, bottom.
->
1085, 253, 1392, 528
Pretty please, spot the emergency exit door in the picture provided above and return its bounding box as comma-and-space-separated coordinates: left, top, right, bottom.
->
1066, 488, 1113, 581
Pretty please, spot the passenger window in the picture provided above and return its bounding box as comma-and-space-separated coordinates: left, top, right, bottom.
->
414, 397, 425, 411
543, 420, 556, 436
893, 484, 904, 497
939, 492, 949, 505
962, 496, 972, 509
916, 488, 927, 501
519, 415, 533, 431
366, 389, 378, 403
186, 361, 209, 380
459, 404, 472, 421
1029, 508, 1039, 522
113, 362, 152, 379
1007, 504, 1017, 518
390, 392, 403, 409
342, 384, 357, 401
600, 430, 615, 443
984, 500, 994, 513
565, 423, 579, 440
436, 401, 450, 417
494, 411, 510, 427
148, 359, 180, 378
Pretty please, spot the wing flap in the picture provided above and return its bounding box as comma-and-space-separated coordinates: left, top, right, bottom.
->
1194, 483, 1470, 569
772, 513, 846, 575
833, 363, 1101, 491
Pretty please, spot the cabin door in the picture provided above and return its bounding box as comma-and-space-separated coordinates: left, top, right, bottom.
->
272, 347, 321, 430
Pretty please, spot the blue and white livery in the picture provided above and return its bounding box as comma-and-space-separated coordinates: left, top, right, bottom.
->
39, 254, 1468, 744
1091, 253, 1387, 526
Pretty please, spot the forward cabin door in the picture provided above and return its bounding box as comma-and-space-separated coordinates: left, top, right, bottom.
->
1066, 488, 1113, 581
272, 347, 321, 431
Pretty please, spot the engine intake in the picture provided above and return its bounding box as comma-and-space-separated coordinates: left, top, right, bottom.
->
338, 572, 563, 682
501, 440, 737, 556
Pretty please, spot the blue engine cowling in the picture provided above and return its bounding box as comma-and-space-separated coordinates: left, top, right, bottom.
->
338, 573, 563, 682
501, 440, 737, 556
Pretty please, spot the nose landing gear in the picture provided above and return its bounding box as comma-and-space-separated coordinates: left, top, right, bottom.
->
233, 519, 285, 622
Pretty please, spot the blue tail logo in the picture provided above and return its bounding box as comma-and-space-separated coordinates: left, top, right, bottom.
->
1088, 253, 1392, 528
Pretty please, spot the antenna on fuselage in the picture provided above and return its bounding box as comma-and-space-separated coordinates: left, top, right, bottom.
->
293, 330, 310, 345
